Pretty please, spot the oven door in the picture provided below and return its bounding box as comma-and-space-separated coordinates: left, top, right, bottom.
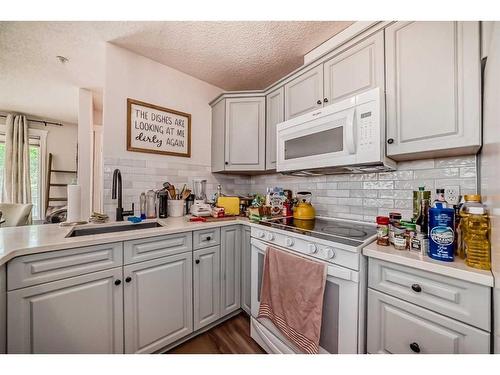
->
276, 101, 357, 172
250, 238, 360, 354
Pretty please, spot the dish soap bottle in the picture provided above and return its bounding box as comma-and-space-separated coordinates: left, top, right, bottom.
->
463, 204, 491, 270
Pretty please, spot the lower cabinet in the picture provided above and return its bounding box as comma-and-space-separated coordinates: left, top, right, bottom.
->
193, 246, 221, 330
123, 252, 193, 354
220, 225, 242, 316
7, 267, 124, 354
367, 289, 490, 354
240, 226, 252, 314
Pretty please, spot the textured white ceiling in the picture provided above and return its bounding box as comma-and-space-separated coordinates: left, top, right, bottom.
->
0, 21, 352, 123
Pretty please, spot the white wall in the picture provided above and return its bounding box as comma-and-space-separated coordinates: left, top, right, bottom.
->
101, 44, 225, 217
103, 44, 223, 166
78, 89, 94, 220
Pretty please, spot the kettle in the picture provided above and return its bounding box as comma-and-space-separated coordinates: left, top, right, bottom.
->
293, 192, 316, 220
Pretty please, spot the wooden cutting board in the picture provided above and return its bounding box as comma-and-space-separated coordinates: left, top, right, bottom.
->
203, 216, 239, 222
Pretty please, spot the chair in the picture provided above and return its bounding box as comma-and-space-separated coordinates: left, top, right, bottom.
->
0, 203, 33, 227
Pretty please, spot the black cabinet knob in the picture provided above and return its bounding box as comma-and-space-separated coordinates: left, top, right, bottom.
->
411, 284, 422, 293
409, 342, 421, 353
206, 236, 212, 241
225, 162, 229, 165
125, 277, 132, 283
387, 138, 394, 144
316, 100, 322, 105
323, 98, 329, 103
195, 259, 200, 264
114, 279, 121, 286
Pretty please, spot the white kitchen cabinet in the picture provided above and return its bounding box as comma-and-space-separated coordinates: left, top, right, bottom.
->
220, 225, 241, 315
0, 265, 5, 354
367, 289, 490, 354
385, 21, 481, 160
266, 87, 284, 170
7, 267, 124, 354
224, 97, 266, 171
193, 246, 221, 330
211, 99, 226, 172
123, 252, 193, 354
284, 65, 323, 120
240, 226, 252, 314
323, 30, 384, 105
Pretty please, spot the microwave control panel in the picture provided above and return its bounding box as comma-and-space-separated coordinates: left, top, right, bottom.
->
356, 101, 379, 156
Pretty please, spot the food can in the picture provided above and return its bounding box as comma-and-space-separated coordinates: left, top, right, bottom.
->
429, 206, 455, 262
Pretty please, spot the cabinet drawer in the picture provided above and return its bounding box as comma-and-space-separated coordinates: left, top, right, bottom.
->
367, 289, 490, 354
7, 242, 123, 291
124, 233, 192, 265
193, 228, 220, 250
368, 258, 490, 331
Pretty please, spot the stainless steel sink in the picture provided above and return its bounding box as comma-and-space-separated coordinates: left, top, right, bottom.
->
67, 222, 163, 237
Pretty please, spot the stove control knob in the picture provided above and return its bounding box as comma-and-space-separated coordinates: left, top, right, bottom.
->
266, 233, 275, 241
285, 238, 295, 247
308, 244, 318, 254
258, 231, 265, 238
324, 248, 336, 259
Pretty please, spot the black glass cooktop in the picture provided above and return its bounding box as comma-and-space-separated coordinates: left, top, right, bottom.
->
258, 217, 377, 246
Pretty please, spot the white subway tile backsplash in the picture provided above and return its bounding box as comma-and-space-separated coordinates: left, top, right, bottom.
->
103, 154, 478, 223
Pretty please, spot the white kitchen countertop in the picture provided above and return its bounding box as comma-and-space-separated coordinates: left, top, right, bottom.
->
0, 216, 257, 267
363, 241, 494, 287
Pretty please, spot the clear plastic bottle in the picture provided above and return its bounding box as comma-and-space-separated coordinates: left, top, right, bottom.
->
462, 203, 491, 270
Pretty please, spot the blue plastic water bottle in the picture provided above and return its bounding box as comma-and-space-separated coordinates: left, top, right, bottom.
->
428, 203, 455, 262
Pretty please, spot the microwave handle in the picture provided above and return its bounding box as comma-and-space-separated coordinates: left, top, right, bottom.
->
345, 108, 356, 155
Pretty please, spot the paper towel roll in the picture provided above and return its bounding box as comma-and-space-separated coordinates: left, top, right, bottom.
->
66, 184, 82, 223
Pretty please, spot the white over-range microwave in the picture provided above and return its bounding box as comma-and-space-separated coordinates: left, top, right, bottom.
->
276, 88, 396, 175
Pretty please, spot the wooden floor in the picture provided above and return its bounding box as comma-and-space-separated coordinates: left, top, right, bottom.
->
166, 313, 266, 354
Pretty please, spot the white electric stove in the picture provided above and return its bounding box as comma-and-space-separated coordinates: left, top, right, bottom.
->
250, 216, 376, 354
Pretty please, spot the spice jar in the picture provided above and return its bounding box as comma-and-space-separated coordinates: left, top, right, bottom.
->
404, 222, 417, 250
393, 224, 407, 250
376, 216, 390, 246
389, 212, 402, 244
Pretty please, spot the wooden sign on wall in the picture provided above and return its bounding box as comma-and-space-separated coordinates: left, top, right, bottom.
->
127, 98, 191, 157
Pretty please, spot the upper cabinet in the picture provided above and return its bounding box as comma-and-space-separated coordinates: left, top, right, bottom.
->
211, 96, 266, 172
323, 31, 384, 105
385, 21, 481, 160
284, 65, 323, 120
284, 30, 384, 121
266, 87, 284, 170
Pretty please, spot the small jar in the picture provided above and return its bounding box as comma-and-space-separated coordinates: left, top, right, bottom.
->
404, 222, 417, 250
389, 212, 402, 244
393, 225, 407, 250
376, 216, 390, 246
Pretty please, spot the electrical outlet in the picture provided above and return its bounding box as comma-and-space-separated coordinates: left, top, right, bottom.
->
444, 186, 460, 205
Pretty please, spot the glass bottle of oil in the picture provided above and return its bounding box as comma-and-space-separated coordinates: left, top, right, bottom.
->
463, 204, 491, 270
458, 195, 483, 259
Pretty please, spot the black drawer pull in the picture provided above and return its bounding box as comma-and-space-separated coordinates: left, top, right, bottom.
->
409, 342, 421, 353
206, 236, 212, 241
195, 259, 200, 264
316, 99, 322, 105
114, 279, 121, 286
411, 284, 422, 293
125, 277, 132, 283
387, 138, 394, 144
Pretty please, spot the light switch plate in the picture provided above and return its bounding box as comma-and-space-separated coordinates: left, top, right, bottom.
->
444, 186, 460, 205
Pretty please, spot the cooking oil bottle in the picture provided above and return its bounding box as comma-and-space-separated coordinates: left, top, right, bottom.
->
460, 195, 491, 270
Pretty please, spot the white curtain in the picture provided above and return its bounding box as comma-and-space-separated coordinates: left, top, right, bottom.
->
2, 114, 32, 204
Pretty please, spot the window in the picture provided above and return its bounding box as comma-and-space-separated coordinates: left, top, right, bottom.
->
0, 124, 47, 220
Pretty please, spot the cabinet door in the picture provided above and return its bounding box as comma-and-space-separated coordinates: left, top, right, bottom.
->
193, 246, 221, 330
124, 252, 193, 354
220, 225, 241, 315
323, 30, 384, 105
240, 226, 252, 315
224, 97, 266, 171
367, 289, 490, 354
211, 99, 226, 172
284, 65, 323, 120
385, 21, 481, 160
8, 268, 123, 354
266, 87, 284, 170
